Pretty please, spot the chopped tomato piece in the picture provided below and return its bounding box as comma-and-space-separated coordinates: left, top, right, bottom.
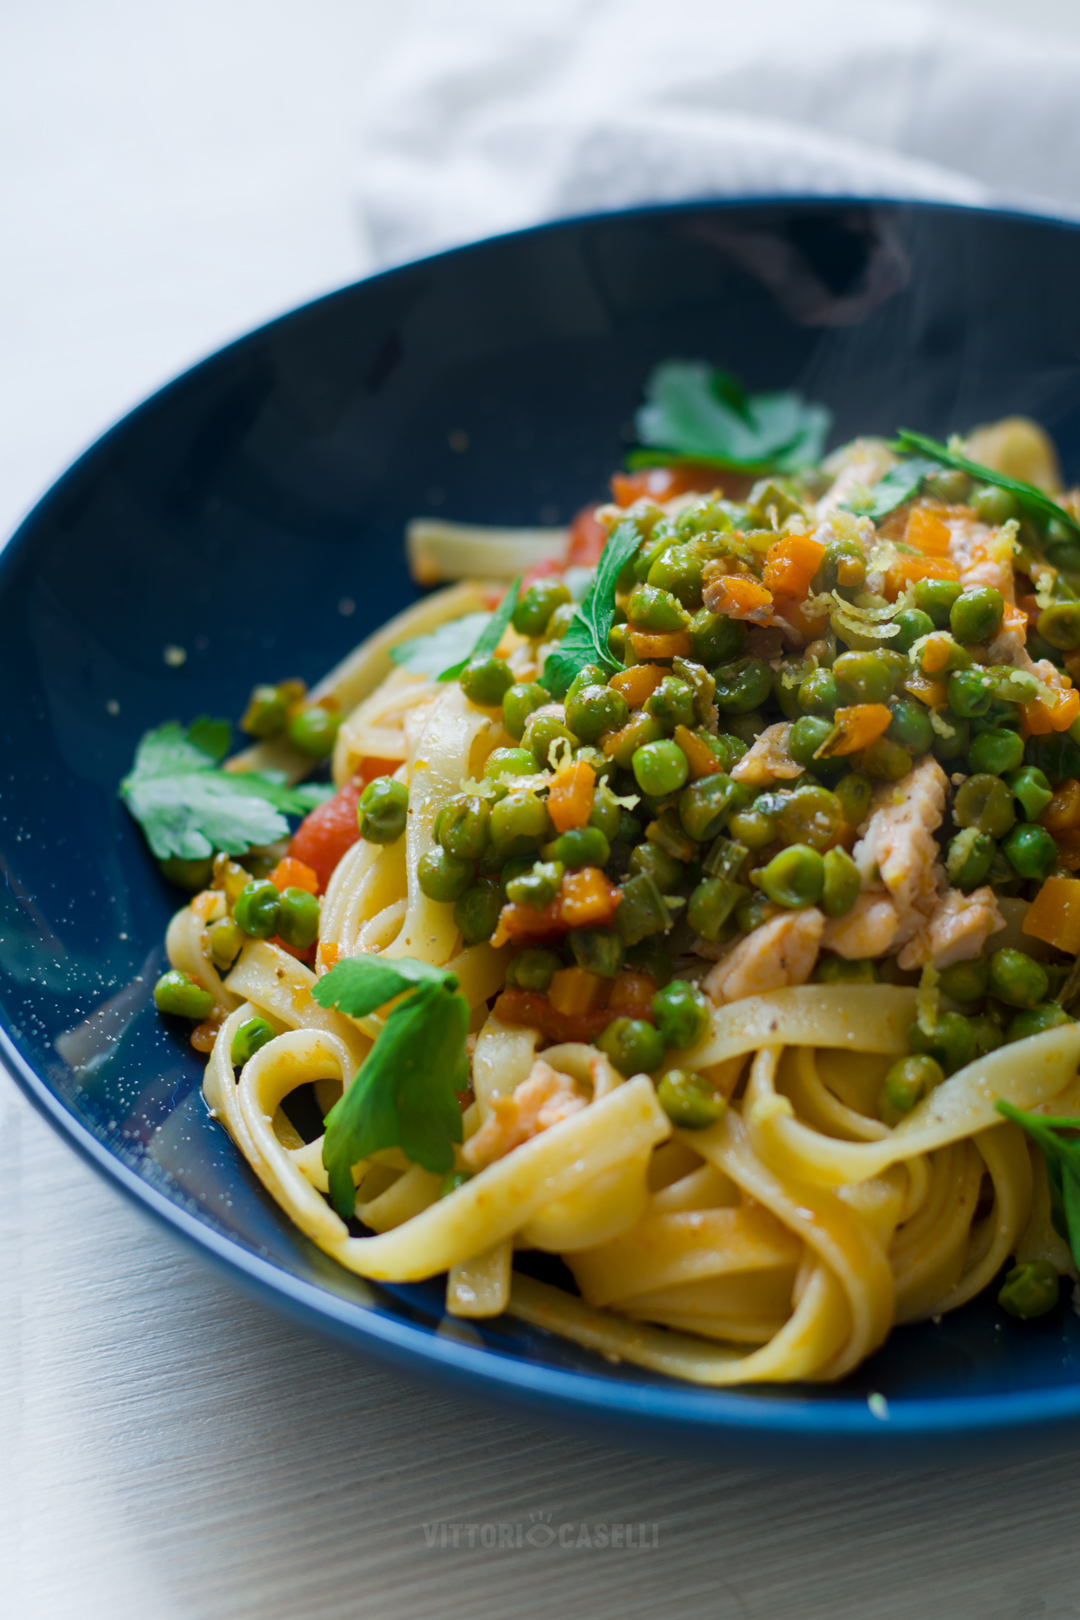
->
610, 465, 725, 507
565, 504, 607, 568
288, 775, 363, 893
492, 867, 622, 946
493, 989, 613, 1044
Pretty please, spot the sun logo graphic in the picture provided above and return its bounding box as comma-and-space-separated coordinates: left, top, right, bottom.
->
526, 1511, 556, 1549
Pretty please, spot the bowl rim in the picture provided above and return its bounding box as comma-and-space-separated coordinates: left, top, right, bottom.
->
8, 191, 1080, 1458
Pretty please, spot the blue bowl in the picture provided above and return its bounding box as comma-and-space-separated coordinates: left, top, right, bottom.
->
6, 198, 1080, 1466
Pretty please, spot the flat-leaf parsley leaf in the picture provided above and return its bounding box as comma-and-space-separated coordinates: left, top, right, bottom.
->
630, 360, 831, 474
540, 521, 640, 698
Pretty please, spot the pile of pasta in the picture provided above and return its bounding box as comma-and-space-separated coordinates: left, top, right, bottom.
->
166, 592, 1080, 1386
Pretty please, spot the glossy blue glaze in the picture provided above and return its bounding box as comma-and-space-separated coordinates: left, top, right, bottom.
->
6, 198, 1080, 1466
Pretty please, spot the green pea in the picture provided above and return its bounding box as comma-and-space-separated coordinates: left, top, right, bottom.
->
358, 776, 409, 844
950, 586, 1004, 645
629, 841, 685, 892
1004, 766, 1053, 822
811, 535, 866, 594
989, 947, 1049, 1009
454, 877, 504, 944
581, 783, 618, 842
652, 979, 710, 1050
565, 663, 611, 700
484, 746, 534, 783
647, 543, 704, 609
544, 826, 611, 870
947, 668, 995, 719
796, 669, 839, 718
924, 467, 972, 503
241, 683, 289, 738
276, 887, 320, 949
633, 739, 690, 797
569, 928, 624, 978
546, 602, 576, 640
158, 854, 215, 892
821, 846, 860, 918
814, 956, 880, 985
937, 957, 989, 1004
971, 483, 1022, 526
834, 771, 873, 827
688, 609, 747, 667
230, 1016, 276, 1066
914, 578, 963, 629
490, 789, 553, 858
954, 773, 1017, 840
502, 682, 548, 740
777, 784, 845, 852
679, 773, 736, 842
789, 715, 833, 766
887, 697, 934, 755
434, 794, 489, 860
616, 872, 672, 945
1036, 601, 1080, 652
208, 917, 244, 971
878, 1054, 944, 1126
512, 578, 571, 637
288, 704, 341, 758
597, 1016, 666, 1077
233, 878, 282, 939
522, 712, 579, 770
932, 713, 971, 764
686, 875, 745, 942
859, 737, 914, 782
645, 676, 696, 732
833, 650, 896, 705
756, 844, 825, 909
604, 712, 663, 770
505, 860, 563, 909
914, 634, 971, 677
153, 969, 216, 1020
418, 847, 474, 902
1006, 1003, 1075, 1041
998, 1260, 1060, 1320
676, 496, 733, 537
727, 803, 778, 850
945, 826, 995, 892
625, 936, 673, 987
1047, 538, 1080, 573
908, 1012, 977, 1076
656, 1069, 725, 1129
628, 582, 689, 632
505, 947, 561, 992
713, 657, 773, 715
967, 728, 1025, 777
565, 683, 628, 744
969, 1014, 1004, 1056
725, 712, 768, 748
892, 607, 937, 653
460, 654, 514, 708
1002, 822, 1058, 883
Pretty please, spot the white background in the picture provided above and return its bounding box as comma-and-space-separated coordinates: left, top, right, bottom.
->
6, 3, 1080, 1616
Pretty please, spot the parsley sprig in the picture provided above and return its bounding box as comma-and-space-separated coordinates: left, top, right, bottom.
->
388, 579, 522, 682
121, 718, 331, 861
839, 455, 941, 523
997, 1100, 1080, 1269
629, 361, 831, 474
539, 522, 640, 698
312, 954, 468, 1217
895, 430, 1080, 540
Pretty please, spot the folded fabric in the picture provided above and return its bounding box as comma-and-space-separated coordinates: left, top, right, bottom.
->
355, 0, 1080, 268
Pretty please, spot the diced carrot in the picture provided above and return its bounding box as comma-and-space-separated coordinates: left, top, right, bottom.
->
773, 593, 830, 642
1023, 875, 1080, 955
628, 630, 692, 659
190, 1007, 225, 1054
288, 775, 364, 893
558, 867, 622, 929
269, 856, 320, 895
548, 966, 608, 1016
607, 971, 658, 1020
610, 664, 665, 707
674, 724, 723, 779
885, 553, 960, 597
359, 755, 405, 786
610, 465, 724, 507
918, 633, 960, 676
904, 671, 949, 709
1023, 682, 1080, 736
270, 935, 317, 964
318, 941, 341, 970
1001, 601, 1031, 638
565, 504, 607, 568
707, 576, 774, 624
815, 703, 892, 758
905, 506, 952, 557
762, 534, 826, 600
492, 897, 562, 947
1055, 831, 1080, 871
1040, 779, 1080, 833
492, 988, 613, 1044
547, 759, 596, 832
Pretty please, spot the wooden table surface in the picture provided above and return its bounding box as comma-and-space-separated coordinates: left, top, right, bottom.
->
6, 3, 1080, 1616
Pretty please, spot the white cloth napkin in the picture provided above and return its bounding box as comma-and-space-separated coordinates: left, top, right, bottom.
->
355, 0, 1080, 269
